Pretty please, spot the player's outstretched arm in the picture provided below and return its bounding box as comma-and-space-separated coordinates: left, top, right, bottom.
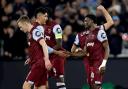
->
71, 44, 77, 53
71, 45, 87, 57
71, 34, 80, 53
97, 5, 114, 30
48, 46, 70, 58
70, 51, 87, 57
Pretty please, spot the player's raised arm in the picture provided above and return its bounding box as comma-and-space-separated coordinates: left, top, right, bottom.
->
53, 24, 63, 50
32, 26, 52, 70
97, 5, 114, 30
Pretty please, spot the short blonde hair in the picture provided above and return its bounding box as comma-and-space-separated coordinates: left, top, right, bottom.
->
17, 15, 30, 24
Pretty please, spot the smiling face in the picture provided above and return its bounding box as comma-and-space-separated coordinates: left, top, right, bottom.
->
84, 17, 94, 29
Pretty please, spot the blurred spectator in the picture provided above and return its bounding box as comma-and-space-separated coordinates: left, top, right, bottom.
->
108, 0, 121, 14
63, 25, 75, 51
3, 26, 15, 59
2, 26, 28, 60
121, 0, 128, 13
108, 16, 125, 57
54, 5, 64, 18
0, 0, 128, 60
79, 6, 90, 19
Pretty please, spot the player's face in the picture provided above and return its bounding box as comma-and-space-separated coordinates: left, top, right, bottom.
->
18, 22, 28, 33
37, 12, 48, 24
84, 17, 93, 29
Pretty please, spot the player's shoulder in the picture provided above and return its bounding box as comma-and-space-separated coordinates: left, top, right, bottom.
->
47, 20, 57, 26
32, 25, 44, 34
32, 22, 40, 26
97, 25, 105, 31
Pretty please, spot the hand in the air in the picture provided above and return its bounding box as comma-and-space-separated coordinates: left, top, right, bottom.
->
97, 5, 105, 11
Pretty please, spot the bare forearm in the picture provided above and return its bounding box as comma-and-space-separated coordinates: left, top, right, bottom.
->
71, 44, 77, 52
47, 46, 62, 55
54, 39, 62, 50
53, 45, 61, 50
97, 5, 114, 30
104, 46, 109, 60
102, 8, 113, 25
40, 41, 49, 61
70, 51, 86, 57
42, 45, 49, 60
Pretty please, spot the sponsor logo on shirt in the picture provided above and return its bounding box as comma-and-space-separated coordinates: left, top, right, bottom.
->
87, 42, 94, 47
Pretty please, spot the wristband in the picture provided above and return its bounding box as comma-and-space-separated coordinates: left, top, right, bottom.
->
101, 59, 107, 66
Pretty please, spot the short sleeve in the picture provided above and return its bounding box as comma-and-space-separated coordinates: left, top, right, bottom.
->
74, 34, 80, 46
47, 46, 54, 54
97, 29, 108, 42
53, 24, 62, 39
32, 25, 44, 42
99, 25, 105, 31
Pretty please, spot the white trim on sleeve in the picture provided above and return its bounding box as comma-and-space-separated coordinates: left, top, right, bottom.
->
97, 29, 108, 42
74, 34, 79, 45
32, 25, 44, 41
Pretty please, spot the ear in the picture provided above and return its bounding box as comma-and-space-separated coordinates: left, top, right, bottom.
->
23, 22, 28, 26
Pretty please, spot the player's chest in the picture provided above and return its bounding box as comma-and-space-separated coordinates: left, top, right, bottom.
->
86, 32, 97, 42
86, 32, 100, 48
80, 31, 97, 42
44, 27, 55, 40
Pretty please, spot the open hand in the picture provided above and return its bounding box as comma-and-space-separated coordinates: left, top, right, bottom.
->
99, 66, 106, 75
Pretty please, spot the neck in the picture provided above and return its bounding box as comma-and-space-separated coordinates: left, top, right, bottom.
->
89, 24, 97, 31
36, 19, 45, 25
28, 24, 33, 32
36, 20, 41, 25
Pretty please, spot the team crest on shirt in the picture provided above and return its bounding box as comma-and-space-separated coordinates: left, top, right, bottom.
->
56, 28, 62, 33
101, 33, 106, 39
48, 28, 51, 34
35, 31, 41, 37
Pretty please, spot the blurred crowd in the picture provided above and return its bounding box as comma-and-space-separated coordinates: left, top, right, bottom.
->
0, 0, 128, 60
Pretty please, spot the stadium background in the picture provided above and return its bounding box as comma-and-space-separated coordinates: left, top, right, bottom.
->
0, 0, 128, 89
